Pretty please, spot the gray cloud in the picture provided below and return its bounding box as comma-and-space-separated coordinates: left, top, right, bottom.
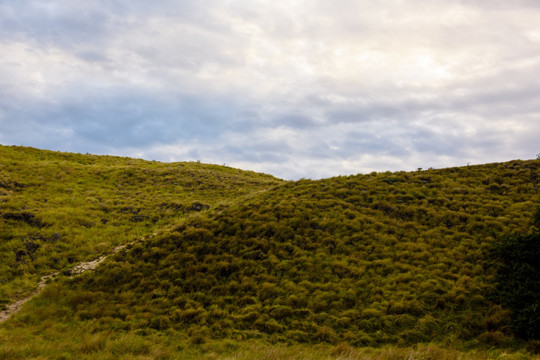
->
0, 1, 539, 179
0, 2, 113, 49
0, 88, 249, 152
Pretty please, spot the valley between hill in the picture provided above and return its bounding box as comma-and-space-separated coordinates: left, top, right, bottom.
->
0, 145, 538, 359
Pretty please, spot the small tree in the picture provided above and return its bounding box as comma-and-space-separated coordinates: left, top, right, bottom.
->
493, 207, 540, 339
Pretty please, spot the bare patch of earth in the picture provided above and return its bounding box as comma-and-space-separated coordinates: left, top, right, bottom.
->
0, 243, 129, 323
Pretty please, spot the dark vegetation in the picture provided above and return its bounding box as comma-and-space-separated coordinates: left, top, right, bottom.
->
0, 145, 539, 358
492, 207, 540, 341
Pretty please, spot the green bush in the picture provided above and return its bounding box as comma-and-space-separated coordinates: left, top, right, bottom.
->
493, 207, 540, 339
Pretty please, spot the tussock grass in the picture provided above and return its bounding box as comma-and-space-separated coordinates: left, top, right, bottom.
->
1, 334, 537, 360
1, 145, 539, 357
23, 158, 536, 348
0, 145, 281, 305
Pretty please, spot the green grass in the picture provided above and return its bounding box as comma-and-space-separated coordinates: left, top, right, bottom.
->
0, 145, 282, 303
1, 145, 539, 358
22, 159, 536, 346
0, 331, 537, 359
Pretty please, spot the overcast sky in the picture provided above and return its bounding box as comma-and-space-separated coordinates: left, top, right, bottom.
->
1, 1, 539, 179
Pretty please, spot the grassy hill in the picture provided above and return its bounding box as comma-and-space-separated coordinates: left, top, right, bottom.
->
0, 145, 281, 307
0, 145, 539, 359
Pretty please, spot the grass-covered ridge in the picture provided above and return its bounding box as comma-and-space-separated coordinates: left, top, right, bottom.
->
1, 149, 538, 358
64, 161, 538, 343
0, 145, 282, 306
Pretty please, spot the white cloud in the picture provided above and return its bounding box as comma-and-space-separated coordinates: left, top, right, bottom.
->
0, 0, 539, 179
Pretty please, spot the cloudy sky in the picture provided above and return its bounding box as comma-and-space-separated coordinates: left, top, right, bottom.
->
1, 1, 539, 179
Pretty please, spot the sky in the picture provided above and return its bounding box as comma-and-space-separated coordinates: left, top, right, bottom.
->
1, 1, 539, 180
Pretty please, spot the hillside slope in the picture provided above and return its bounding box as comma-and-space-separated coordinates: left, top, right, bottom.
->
1, 156, 538, 358
0, 145, 282, 308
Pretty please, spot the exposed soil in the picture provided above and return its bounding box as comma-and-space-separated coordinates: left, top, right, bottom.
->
0, 243, 129, 323
0, 272, 57, 323
69, 244, 127, 275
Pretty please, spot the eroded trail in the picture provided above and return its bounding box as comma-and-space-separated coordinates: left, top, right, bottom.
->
0, 243, 128, 324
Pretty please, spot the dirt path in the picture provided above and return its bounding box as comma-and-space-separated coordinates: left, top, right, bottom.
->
0, 243, 129, 324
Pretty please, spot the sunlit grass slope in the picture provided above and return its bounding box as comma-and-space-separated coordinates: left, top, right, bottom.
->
0, 145, 282, 307
1, 155, 538, 358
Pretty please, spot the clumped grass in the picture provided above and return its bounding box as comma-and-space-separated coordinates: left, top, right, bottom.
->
0, 332, 537, 360
0, 145, 281, 304
19, 158, 536, 349
1, 145, 539, 357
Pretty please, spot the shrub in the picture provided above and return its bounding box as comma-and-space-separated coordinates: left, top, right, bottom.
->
493, 207, 540, 339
